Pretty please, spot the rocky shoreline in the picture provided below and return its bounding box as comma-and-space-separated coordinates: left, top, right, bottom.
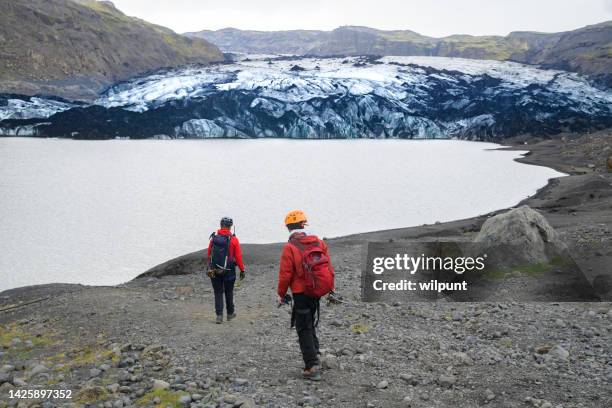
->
1, 131, 611, 407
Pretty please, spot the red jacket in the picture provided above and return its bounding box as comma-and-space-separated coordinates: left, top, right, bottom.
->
207, 228, 245, 272
277, 232, 333, 297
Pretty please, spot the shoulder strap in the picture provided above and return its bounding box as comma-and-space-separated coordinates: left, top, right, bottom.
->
209, 232, 216, 240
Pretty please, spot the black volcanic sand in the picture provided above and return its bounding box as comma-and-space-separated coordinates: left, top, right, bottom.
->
1, 132, 611, 408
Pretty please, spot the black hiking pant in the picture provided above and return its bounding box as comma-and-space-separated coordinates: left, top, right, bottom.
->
292, 293, 320, 370
211, 277, 235, 316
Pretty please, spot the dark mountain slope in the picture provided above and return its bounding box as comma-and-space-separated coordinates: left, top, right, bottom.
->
0, 0, 224, 100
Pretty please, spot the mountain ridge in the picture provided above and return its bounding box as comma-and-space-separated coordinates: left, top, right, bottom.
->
0, 0, 224, 100
187, 21, 612, 86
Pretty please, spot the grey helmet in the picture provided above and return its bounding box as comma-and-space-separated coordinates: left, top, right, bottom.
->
220, 217, 233, 227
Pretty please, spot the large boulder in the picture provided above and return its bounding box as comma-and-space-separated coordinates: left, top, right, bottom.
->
475, 205, 566, 264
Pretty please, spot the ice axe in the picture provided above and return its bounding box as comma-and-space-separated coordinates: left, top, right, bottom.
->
278, 294, 292, 308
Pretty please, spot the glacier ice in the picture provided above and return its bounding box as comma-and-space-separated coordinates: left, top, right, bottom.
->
1, 55, 611, 139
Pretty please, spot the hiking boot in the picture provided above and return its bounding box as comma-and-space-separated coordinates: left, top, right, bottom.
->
216, 315, 223, 324
303, 366, 321, 381
227, 313, 237, 321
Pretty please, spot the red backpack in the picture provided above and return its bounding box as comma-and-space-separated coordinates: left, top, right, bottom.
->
289, 234, 334, 298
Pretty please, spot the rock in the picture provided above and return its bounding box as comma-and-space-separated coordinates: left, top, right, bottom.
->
107, 383, 120, 393
99, 364, 111, 372
178, 395, 191, 406
12, 378, 27, 387
222, 393, 238, 404
302, 395, 321, 406
89, 368, 102, 378
402, 396, 412, 405
0, 382, 15, 393
438, 374, 457, 388
376, 380, 389, 389
28, 364, 48, 378
191, 393, 203, 401
553, 319, 566, 328
452, 352, 474, 366
0, 372, 12, 385
545, 345, 569, 361
152, 379, 170, 390
235, 397, 257, 408
233, 378, 249, 386
475, 206, 566, 264
321, 354, 339, 370
399, 373, 418, 386
0, 365, 15, 373
484, 389, 495, 401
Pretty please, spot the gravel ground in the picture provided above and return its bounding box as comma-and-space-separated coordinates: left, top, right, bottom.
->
1, 132, 611, 407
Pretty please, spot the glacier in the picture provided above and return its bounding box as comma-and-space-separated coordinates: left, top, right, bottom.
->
1, 55, 610, 139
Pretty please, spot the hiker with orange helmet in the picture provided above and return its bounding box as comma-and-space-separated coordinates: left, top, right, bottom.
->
277, 210, 335, 381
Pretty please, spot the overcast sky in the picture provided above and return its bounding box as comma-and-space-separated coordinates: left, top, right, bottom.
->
110, 0, 612, 36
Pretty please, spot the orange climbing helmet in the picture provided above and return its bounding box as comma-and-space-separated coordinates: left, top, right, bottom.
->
284, 210, 307, 226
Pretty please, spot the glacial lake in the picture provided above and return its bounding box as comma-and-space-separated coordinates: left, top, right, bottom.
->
0, 138, 564, 291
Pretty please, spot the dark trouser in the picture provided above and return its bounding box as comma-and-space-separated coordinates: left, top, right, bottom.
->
292, 293, 320, 370
210, 277, 235, 316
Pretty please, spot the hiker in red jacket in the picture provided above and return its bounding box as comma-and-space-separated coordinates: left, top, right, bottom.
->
207, 217, 245, 324
277, 210, 335, 381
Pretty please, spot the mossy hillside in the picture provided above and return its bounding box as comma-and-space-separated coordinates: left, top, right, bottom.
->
0, 0, 223, 99
0, 322, 54, 359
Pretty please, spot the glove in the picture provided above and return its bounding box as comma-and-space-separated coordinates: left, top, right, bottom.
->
240, 270, 245, 281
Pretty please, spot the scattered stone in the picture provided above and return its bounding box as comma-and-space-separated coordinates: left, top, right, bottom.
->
89, 368, 102, 378
28, 364, 48, 378
0, 372, 12, 385
302, 395, 321, 406
322, 355, 339, 370
0, 365, 15, 373
233, 378, 249, 386
107, 382, 120, 394
545, 345, 569, 361
453, 352, 474, 366
152, 379, 170, 390
484, 389, 495, 401
376, 380, 389, 389
12, 378, 27, 387
438, 374, 457, 388
178, 395, 191, 406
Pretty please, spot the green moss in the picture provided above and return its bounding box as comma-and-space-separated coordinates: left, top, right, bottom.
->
136, 389, 189, 408
351, 323, 370, 334
485, 256, 571, 279
75, 386, 109, 404
0, 322, 54, 358
68, 346, 119, 368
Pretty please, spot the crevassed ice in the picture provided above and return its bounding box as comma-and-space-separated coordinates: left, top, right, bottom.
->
93, 55, 612, 114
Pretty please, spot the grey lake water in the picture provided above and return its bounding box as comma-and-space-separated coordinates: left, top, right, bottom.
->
0, 138, 564, 291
